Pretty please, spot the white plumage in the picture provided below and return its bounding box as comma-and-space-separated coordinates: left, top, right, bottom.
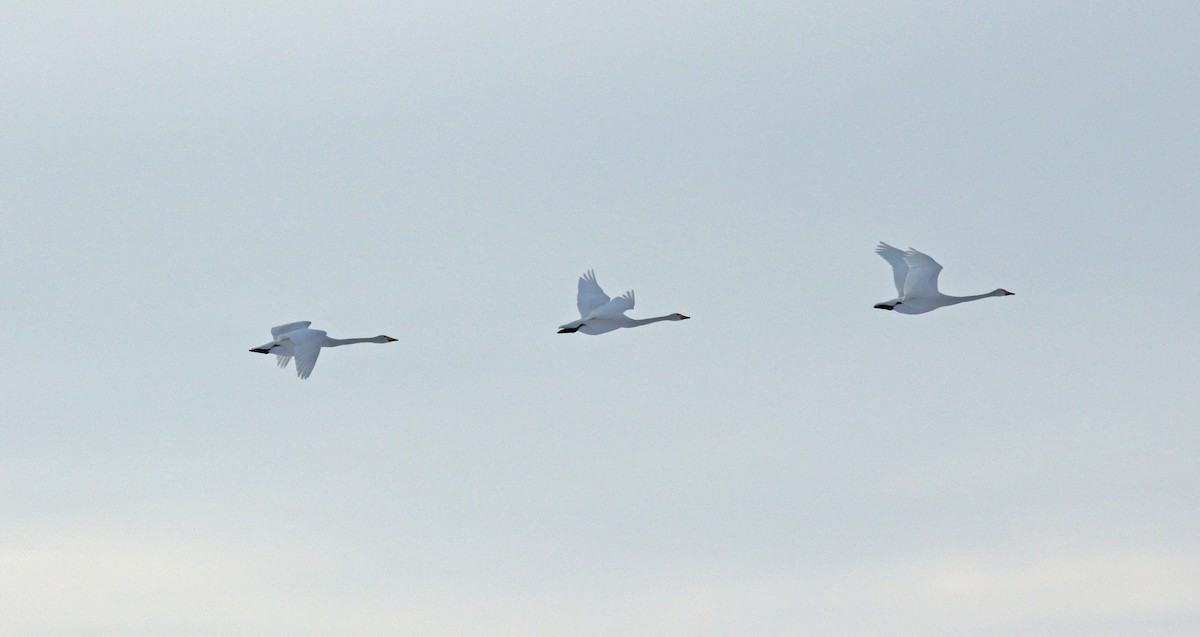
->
250, 322, 397, 379
558, 270, 689, 335
874, 243, 1014, 315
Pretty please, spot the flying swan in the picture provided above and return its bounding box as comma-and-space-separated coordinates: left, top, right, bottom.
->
558, 270, 690, 335
874, 243, 1014, 314
249, 321, 396, 379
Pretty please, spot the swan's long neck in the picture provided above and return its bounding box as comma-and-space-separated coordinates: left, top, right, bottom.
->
325, 336, 385, 347
628, 314, 680, 327
942, 292, 996, 305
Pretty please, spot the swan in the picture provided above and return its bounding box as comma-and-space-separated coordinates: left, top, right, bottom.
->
249, 321, 396, 379
558, 270, 689, 335
873, 242, 1014, 315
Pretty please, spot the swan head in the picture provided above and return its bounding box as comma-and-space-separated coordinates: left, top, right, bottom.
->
674, 313, 690, 320
380, 335, 398, 342
995, 289, 1015, 296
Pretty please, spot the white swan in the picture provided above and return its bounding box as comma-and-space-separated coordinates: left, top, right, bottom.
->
874, 242, 1014, 314
249, 321, 396, 379
558, 270, 690, 335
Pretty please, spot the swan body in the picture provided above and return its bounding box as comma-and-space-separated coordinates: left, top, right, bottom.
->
873, 242, 1013, 315
558, 270, 689, 335
249, 321, 396, 379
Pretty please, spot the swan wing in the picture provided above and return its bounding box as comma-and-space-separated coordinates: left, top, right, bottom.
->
292, 339, 322, 380
588, 290, 635, 319
875, 242, 908, 296
271, 321, 312, 338
576, 270, 611, 318
275, 355, 291, 369
902, 247, 943, 297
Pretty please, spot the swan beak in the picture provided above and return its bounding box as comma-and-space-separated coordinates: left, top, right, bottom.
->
1002, 289, 1015, 296
677, 314, 690, 320
385, 336, 398, 342
558, 327, 579, 334
249, 347, 270, 354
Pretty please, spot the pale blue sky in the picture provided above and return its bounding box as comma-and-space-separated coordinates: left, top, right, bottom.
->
2, 3, 1198, 636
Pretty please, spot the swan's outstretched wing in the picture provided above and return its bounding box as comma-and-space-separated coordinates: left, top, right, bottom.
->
875, 242, 908, 297
902, 248, 943, 298
292, 340, 322, 380
271, 321, 312, 338
588, 290, 635, 319
576, 270, 611, 318
276, 355, 292, 369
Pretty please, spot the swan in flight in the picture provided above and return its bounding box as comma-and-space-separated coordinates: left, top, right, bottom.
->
558, 270, 690, 335
249, 321, 396, 379
873, 242, 1014, 315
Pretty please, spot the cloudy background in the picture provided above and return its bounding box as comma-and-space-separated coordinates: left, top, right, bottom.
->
2, 2, 1198, 635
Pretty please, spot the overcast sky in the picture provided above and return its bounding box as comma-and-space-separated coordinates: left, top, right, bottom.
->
2, 2, 1198, 636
